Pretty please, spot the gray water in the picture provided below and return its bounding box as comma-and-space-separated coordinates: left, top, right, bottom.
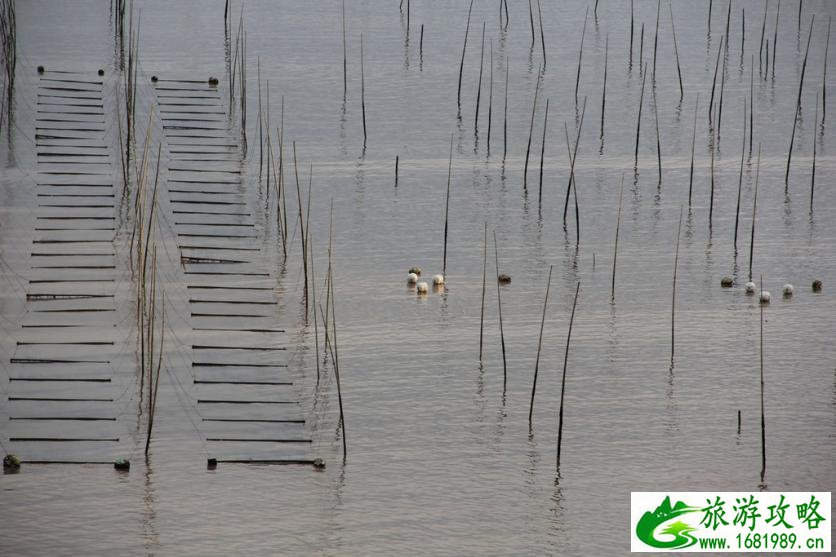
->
1, 0, 834, 555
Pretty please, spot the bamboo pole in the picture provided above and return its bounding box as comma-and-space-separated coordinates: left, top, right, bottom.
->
653, 85, 662, 186
503, 56, 509, 162
600, 33, 608, 139
475, 22, 486, 133
669, 2, 684, 99
556, 281, 580, 472
487, 39, 493, 155
810, 95, 818, 211
688, 93, 699, 206
538, 98, 549, 204
528, 0, 535, 48
671, 206, 683, 361
293, 142, 309, 315
629, 0, 634, 69
479, 222, 487, 362
536, 0, 546, 65
528, 265, 553, 425
748, 144, 761, 282
634, 63, 648, 168
342, 0, 347, 98
442, 135, 453, 277
652, 0, 660, 81
360, 33, 367, 148
759, 272, 766, 481
493, 231, 508, 388
771, 0, 780, 80
563, 97, 587, 227
823, 16, 831, 121
457, 0, 475, 113
574, 7, 589, 108
329, 267, 347, 461
611, 174, 625, 302
734, 98, 747, 251
524, 68, 542, 191
758, 0, 767, 76
785, 15, 815, 188
708, 36, 724, 124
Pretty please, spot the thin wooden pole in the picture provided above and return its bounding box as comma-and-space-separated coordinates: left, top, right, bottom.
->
329, 267, 347, 461
629, 0, 634, 69
771, 0, 780, 80
611, 174, 624, 303
749, 56, 754, 155
360, 33, 367, 148
652, 0, 660, 81
785, 15, 815, 188
564, 97, 587, 226
528, 265, 553, 425
574, 7, 589, 108
536, 0, 546, 65
524, 68, 542, 191
823, 16, 831, 121
671, 206, 683, 361
442, 134, 453, 277
493, 231, 508, 388
634, 62, 648, 168
487, 39, 493, 154
653, 85, 662, 186
688, 93, 699, 206
670, 1, 683, 99
748, 144, 761, 282
475, 22, 486, 133
600, 33, 608, 139
734, 97, 747, 250
810, 95, 818, 211
759, 272, 766, 481
538, 98, 550, 204
342, 0, 347, 98
503, 56, 509, 162
479, 222, 487, 362
457, 0, 476, 113
528, 0, 535, 48
708, 36, 724, 124
758, 0, 767, 76
556, 281, 580, 472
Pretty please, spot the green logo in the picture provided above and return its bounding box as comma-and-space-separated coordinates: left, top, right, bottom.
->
636, 496, 701, 550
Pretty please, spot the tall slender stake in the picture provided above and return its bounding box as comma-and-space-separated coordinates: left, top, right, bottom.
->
612, 174, 625, 302
479, 222, 487, 362
771, 0, 780, 80
536, 0, 546, 65
360, 33, 367, 148
709, 113, 716, 227
329, 268, 347, 461
708, 36, 724, 123
503, 56, 509, 162
734, 98, 747, 250
563, 98, 587, 226
600, 33, 608, 139
293, 142, 309, 315
528, 0, 535, 48
688, 93, 699, 205
528, 265, 553, 425
342, 0, 347, 98
785, 16, 815, 188
652, 0, 660, 81
524, 68, 542, 191
758, 0, 767, 76
823, 17, 831, 121
629, 0, 635, 68
759, 273, 766, 481
556, 281, 580, 472
634, 63, 648, 168
493, 231, 508, 389
475, 22, 486, 133
671, 206, 683, 361
487, 40, 493, 154
457, 0, 475, 113
442, 134, 453, 277
749, 56, 754, 155
653, 86, 662, 186
748, 144, 761, 282
810, 95, 818, 211
574, 7, 589, 108
538, 98, 549, 204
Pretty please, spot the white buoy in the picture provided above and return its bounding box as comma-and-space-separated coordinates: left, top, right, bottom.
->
782, 284, 794, 297
416, 281, 428, 294
432, 274, 444, 285
745, 282, 756, 294
407, 272, 418, 284
759, 291, 771, 304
